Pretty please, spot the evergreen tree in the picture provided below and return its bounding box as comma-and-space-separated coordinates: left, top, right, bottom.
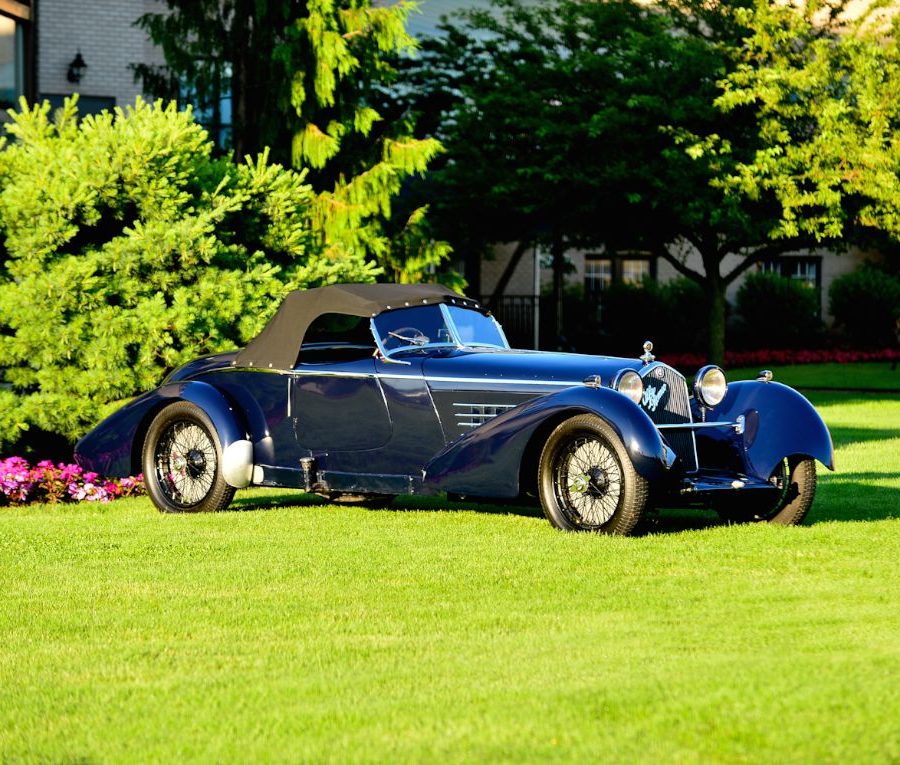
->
0, 98, 378, 449
134, 0, 456, 286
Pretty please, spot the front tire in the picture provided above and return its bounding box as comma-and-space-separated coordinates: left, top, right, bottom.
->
721, 457, 817, 526
142, 402, 236, 514
538, 414, 650, 535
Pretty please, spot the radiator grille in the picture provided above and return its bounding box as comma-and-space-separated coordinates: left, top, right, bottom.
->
639, 363, 698, 472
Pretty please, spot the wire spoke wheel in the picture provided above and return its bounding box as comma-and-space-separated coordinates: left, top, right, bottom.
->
153, 420, 218, 508
553, 435, 623, 528
538, 414, 649, 535
142, 402, 237, 514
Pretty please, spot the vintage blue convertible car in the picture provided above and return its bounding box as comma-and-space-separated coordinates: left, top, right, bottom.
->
76, 283, 834, 534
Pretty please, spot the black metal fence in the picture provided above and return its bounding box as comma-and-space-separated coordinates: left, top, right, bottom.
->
484, 293, 607, 352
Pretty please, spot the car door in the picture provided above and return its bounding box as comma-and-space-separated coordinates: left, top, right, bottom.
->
291, 357, 392, 452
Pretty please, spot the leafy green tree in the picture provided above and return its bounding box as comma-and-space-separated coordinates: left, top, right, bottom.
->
407, 0, 900, 362
0, 97, 377, 450
134, 0, 455, 286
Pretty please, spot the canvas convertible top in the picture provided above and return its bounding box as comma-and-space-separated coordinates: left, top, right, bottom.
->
234, 282, 480, 370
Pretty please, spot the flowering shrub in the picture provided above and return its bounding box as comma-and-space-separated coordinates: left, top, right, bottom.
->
665, 348, 900, 371
0, 457, 144, 506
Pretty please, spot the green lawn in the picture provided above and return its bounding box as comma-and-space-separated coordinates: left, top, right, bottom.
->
1, 392, 899, 764
729, 361, 900, 390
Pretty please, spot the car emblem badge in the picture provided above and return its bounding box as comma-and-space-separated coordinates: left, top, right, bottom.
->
642, 382, 669, 412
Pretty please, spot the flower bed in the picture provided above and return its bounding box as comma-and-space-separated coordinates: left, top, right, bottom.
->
665, 347, 900, 371
0, 457, 144, 506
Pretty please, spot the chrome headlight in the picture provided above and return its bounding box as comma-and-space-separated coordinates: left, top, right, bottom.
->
694, 365, 727, 407
613, 369, 644, 405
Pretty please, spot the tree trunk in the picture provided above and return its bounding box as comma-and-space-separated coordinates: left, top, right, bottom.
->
230, 0, 254, 161
705, 267, 726, 366
551, 233, 565, 346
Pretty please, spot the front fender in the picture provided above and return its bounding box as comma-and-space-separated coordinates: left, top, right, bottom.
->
75, 380, 252, 487
703, 380, 834, 480
423, 386, 673, 498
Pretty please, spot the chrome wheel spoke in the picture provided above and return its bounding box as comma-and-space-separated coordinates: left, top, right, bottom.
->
154, 420, 217, 508
553, 434, 622, 528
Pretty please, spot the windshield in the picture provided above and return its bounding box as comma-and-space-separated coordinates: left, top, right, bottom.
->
372, 304, 509, 356
446, 306, 508, 348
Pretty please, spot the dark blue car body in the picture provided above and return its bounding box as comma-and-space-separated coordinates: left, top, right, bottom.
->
75, 283, 834, 529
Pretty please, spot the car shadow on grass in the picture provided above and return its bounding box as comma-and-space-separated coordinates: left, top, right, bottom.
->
227, 472, 898, 529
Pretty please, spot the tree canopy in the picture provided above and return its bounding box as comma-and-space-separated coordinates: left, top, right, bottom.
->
404, 0, 900, 362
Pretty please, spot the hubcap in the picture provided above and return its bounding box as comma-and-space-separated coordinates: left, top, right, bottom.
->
154, 421, 217, 507
553, 435, 623, 528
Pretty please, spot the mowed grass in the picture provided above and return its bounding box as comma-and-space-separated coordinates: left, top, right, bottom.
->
1, 392, 899, 764
730, 361, 900, 390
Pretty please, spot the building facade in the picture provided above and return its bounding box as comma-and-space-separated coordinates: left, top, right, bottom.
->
0, 0, 163, 115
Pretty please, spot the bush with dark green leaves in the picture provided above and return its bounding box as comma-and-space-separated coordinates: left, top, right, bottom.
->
829, 263, 900, 348
594, 278, 708, 356
0, 98, 378, 451
733, 271, 824, 350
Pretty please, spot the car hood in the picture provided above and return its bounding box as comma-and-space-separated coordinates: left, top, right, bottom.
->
422, 348, 643, 386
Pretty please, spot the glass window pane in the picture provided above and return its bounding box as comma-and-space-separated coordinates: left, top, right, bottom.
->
621, 259, 650, 284
585, 257, 612, 292
0, 16, 22, 109
447, 306, 508, 348
791, 260, 818, 288
373, 306, 454, 354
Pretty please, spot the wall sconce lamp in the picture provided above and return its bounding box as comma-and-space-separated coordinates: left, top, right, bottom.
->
67, 51, 87, 84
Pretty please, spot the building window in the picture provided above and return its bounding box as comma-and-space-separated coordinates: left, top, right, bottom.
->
760, 257, 821, 291
181, 63, 233, 151
0, 13, 25, 109
759, 256, 822, 314
585, 257, 612, 293
621, 258, 651, 285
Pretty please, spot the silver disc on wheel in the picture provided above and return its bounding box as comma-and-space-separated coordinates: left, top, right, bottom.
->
553, 436, 623, 528
154, 421, 218, 507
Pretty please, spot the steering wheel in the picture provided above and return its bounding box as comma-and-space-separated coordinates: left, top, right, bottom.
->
387, 327, 429, 347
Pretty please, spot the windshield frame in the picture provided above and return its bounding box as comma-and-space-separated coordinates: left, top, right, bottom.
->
370, 303, 510, 360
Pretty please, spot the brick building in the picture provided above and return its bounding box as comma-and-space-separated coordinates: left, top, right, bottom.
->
0, 0, 162, 113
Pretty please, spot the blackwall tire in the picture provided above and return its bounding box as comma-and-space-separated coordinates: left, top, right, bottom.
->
142, 401, 236, 514
720, 457, 817, 526
538, 414, 650, 535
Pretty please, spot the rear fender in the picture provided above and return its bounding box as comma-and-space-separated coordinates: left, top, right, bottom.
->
703, 380, 834, 479
423, 386, 673, 498
75, 381, 253, 487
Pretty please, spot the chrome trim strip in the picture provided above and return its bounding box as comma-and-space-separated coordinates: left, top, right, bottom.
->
289, 369, 581, 386
451, 403, 517, 408
657, 421, 736, 430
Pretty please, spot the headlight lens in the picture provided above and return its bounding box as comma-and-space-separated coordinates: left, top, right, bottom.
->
694, 365, 728, 407
614, 369, 644, 405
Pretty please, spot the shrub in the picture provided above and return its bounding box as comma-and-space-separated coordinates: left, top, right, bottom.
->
596, 277, 707, 355
733, 271, 823, 350
0, 97, 380, 451
829, 263, 900, 347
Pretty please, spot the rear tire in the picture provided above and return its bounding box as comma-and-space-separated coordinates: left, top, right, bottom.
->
142, 402, 236, 514
538, 414, 649, 535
